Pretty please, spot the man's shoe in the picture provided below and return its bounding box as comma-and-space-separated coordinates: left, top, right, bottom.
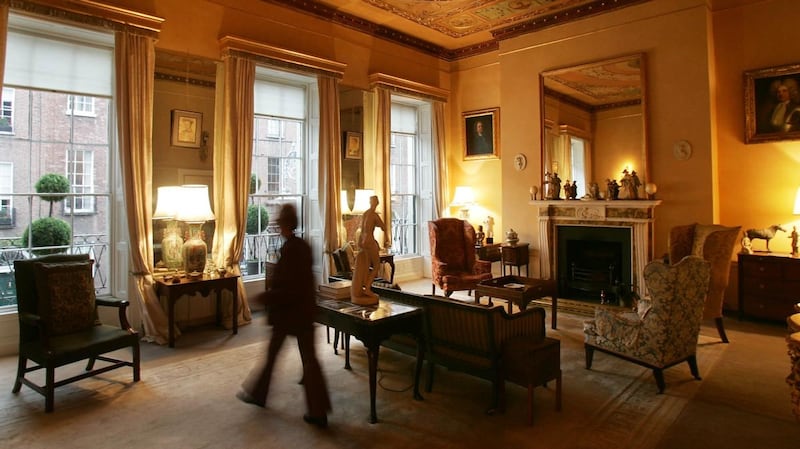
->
236, 390, 265, 408
303, 414, 328, 428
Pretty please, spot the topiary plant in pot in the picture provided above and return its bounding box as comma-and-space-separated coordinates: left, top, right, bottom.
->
23, 173, 72, 255
245, 204, 270, 274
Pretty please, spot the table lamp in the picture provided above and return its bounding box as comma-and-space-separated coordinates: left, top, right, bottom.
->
351, 189, 375, 215
450, 186, 476, 220
176, 184, 215, 274
153, 186, 184, 270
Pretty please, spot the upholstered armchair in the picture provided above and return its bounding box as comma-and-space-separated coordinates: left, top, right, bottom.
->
584, 255, 711, 393
669, 223, 740, 343
428, 218, 492, 297
12, 254, 140, 412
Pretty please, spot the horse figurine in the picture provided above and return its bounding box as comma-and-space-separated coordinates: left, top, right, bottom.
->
745, 225, 786, 252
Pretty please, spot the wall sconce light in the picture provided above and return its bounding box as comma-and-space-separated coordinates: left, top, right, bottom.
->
351, 189, 375, 215
450, 186, 476, 220
153, 186, 184, 270
175, 184, 215, 274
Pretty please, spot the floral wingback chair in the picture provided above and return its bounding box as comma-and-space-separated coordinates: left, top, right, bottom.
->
428, 218, 493, 297
669, 223, 740, 343
584, 255, 711, 393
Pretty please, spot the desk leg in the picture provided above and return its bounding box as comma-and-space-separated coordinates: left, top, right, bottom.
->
366, 343, 380, 424
232, 285, 238, 335
551, 296, 558, 329
413, 339, 424, 401
344, 334, 352, 370
168, 296, 175, 348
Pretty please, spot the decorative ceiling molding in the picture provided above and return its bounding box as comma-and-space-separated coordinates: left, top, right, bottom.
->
262, 0, 652, 61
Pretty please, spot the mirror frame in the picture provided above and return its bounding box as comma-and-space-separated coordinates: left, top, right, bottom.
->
539, 53, 649, 193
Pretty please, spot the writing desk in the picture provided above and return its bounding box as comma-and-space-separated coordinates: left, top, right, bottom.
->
315, 296, 424, 423
154, 274, 239, 348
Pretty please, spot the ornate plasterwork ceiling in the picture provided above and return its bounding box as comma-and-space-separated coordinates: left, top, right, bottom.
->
266, 0, 652, 60
543, 56, 642, 109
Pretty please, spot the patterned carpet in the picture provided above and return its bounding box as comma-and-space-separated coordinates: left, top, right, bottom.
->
0, 308, 728, 449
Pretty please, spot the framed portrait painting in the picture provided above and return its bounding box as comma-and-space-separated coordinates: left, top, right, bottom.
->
171, 110, 203, 148
343, 131, 362, 160
463, 108, 499, 160
744, 63, 800, 144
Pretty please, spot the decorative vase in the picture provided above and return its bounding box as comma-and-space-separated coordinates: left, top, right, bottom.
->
161, 220, 184, 270
506, 229, 519, 245
182, 223, 207, 274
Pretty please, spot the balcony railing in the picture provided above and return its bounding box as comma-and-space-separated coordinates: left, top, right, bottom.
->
0, 233, 109, 307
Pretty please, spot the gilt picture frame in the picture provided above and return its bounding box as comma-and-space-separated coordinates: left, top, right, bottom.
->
463, 108, 499, 160
171, 110, 203, 148
343, 131, 363, 160
744, 63, 800, 144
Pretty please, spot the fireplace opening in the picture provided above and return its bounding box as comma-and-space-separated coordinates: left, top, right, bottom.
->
557, 226, 632, 302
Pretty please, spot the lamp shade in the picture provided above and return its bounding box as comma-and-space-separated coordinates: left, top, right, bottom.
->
341, 190, 351, 214
153, 186, 182, 219
450, 186, 475, 207
176, 185, 215, 223
794, 187, 800, 215
351, 189, 375, 214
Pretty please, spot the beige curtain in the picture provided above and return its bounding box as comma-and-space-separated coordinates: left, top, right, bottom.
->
211, 52, 255, 326
374, 87, 392, 246
115, 31, 170, 344
432, 100, 448, 218
318, 76, 342, 278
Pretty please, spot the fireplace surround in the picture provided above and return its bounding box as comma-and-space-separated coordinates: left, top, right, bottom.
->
530, 200, 661, 300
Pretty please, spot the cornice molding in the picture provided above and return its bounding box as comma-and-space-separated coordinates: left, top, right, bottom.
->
9, 0, 163, 35
368, 73, 449, 103
263, 0, 650, 62
219, 35, 346, 79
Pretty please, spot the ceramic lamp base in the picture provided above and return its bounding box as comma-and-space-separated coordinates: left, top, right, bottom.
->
183, 223, 207, 273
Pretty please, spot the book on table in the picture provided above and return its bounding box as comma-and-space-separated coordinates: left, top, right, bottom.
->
319, 280, 352, 299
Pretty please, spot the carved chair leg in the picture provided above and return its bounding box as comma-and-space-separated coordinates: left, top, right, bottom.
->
687, 354, 701, 380
653, 369, 665, 394
132, 343, 141, 382
12, 356, 26, 393
86, 357, 96, 371
584, 344, 594, 369
45, 366, 55, 412
431, 284, 435, 295
715, 317, 729, 343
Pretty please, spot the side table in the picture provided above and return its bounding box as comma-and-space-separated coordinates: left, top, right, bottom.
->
154, 274, 240, 348
502, 243, 530, 276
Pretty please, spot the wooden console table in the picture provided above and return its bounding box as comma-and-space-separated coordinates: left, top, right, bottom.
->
315, 296, 424, 424
154, 274, 240, 348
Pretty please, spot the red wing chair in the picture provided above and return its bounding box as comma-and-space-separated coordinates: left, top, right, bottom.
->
668, 223, 740, 343
428, 218, 492, 297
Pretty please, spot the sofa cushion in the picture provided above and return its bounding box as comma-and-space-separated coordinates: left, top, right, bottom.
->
34, 260, 97, 336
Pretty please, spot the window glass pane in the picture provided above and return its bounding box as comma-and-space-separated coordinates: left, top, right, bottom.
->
0, 14, 114, 308
246, 75, 309, 278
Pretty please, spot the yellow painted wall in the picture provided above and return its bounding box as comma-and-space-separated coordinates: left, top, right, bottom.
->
713, 0, 800, 255
453, 0, 716, 268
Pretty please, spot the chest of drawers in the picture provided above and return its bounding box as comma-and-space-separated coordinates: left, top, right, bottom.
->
738, 252, 800, 321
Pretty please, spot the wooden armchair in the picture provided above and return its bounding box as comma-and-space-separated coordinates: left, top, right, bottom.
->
668, 223, 740, 342
584, 256, 711, 393
428, 218, 492, 297
12, 254, 140, 412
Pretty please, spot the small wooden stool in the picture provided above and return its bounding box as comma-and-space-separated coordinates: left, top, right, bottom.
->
501, 336, 562, 425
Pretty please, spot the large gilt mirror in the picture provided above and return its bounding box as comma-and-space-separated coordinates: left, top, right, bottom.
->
540, 53, 647, 199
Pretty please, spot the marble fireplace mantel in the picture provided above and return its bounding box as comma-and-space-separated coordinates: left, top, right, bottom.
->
529, 199, 662, 295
